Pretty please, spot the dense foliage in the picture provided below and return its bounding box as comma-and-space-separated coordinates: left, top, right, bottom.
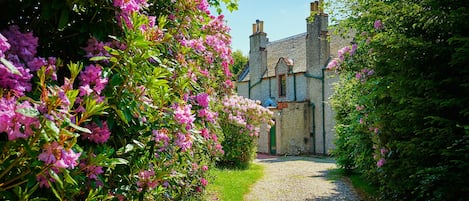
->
328, 0, 469, 200
0, 0, 271, 200
230, 50, 248, 80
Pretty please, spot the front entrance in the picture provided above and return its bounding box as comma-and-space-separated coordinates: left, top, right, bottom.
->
269, 124, 276, 155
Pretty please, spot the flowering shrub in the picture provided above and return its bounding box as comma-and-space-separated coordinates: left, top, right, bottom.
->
217, 95, 274, 168
0, 0, 242, 200
328, 0, 469, 199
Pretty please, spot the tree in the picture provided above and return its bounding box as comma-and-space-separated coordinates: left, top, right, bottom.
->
230, 49, 248, 80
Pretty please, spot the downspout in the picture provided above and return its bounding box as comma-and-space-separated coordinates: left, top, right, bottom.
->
248, 80, 251, 98
310, 103, 316, 154
249, 78, 263, 98
321, 67, 326, 155
293, 73, 297, 101
269, 77, 271, 98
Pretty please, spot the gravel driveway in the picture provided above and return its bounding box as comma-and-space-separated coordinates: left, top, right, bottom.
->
244, 155, 360, 201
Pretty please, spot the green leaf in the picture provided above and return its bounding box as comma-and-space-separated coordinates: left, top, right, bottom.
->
89, 56, 109, 61
46, 120, 60, 140
68, 121, 91, 134
58, 9, 69, 30
49, 170, 63, 189
67, 62, 83, 80
16, 107, 40, 118
63, 170, 77, 185
49, 182, 63, 201
1, 57, 21, 75
110, 74, 124, 86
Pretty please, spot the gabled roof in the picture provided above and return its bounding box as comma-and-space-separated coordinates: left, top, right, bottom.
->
238, 29, 352, 82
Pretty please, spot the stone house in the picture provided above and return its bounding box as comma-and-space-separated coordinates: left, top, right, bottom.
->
236, 1, 350, 155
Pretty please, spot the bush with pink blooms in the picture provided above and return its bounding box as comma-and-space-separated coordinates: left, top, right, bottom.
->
218, 95, 274, 168
0, 0, 243, 200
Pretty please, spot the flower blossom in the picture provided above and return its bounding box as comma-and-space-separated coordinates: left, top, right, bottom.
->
153, 129, 170, 150
175, 132, 193, 151
195, 93, 210, 108
55, 149, 81, 169
80, 163, 104, 180
0, 97, 39, 140
38, 142, 81, 169
136, 169, 158, 192
0, 33, 10, 56
377, 158, 386, 167
374, 20, 383, 30
78, 64, 108, 96
173, 104, 195, 130
82, 121, 111, 144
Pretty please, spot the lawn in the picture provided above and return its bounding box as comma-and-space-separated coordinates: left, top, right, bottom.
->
206, 163, 264, 201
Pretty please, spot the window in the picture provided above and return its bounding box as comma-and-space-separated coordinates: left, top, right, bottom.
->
279, 74, 286, 97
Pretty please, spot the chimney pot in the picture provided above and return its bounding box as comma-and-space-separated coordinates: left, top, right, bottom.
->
252, 23, 257, 34
319, 0, 324, 13
259, 21, 264, 32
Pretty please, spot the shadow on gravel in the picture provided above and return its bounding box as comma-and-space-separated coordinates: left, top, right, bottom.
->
255, 155, 336, 164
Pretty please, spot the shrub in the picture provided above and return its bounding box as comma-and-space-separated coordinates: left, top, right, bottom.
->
328, 0, 469, 199
0, 0, 240, 200
217, 95, 274, 168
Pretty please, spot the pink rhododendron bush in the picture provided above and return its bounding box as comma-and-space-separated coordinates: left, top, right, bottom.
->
217, 95, 274, 168
0, 0, 252, 200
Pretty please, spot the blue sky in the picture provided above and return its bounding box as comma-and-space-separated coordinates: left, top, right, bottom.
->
213, 1, 315, 56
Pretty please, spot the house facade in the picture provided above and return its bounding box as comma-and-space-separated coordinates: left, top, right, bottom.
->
236, 1, 350, 155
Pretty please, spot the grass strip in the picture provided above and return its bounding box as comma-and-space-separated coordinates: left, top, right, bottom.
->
206, 163, 264, 201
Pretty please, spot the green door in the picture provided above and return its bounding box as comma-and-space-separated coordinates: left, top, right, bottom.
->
269, 124, 276, 155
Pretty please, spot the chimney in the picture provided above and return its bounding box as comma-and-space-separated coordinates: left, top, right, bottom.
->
249, 19, 268, 96
306, 1, 329, 75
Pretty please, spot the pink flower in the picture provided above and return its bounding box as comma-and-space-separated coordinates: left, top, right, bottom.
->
137, 169, 158, 192
1, 25, 38, 62
201, 165, 208, 171
377, 158, 386, 167
55, 149, 81, 169
82, 121, 111, 144
79, 64, 108, 95
80, 163, 104, 180
0, 33, 11, 56
200, 178, 208, 186
79, 85, 94, 96
175, 132, 193, 151
0, 98, 39, 140
355, 105, 364, 111
173, 104, 195, 130
326, 58, 339, 71
350, 43, 358, 55
200, 128, 210, 139
195, 93, 210, 108
196, 0, 209, 12
36, 174, 51, 188
38, 142, 61, 164
374, 20, 383, 30
153, 129, 170, 150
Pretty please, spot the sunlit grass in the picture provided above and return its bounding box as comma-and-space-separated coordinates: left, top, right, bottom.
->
206, 163, 264, 201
